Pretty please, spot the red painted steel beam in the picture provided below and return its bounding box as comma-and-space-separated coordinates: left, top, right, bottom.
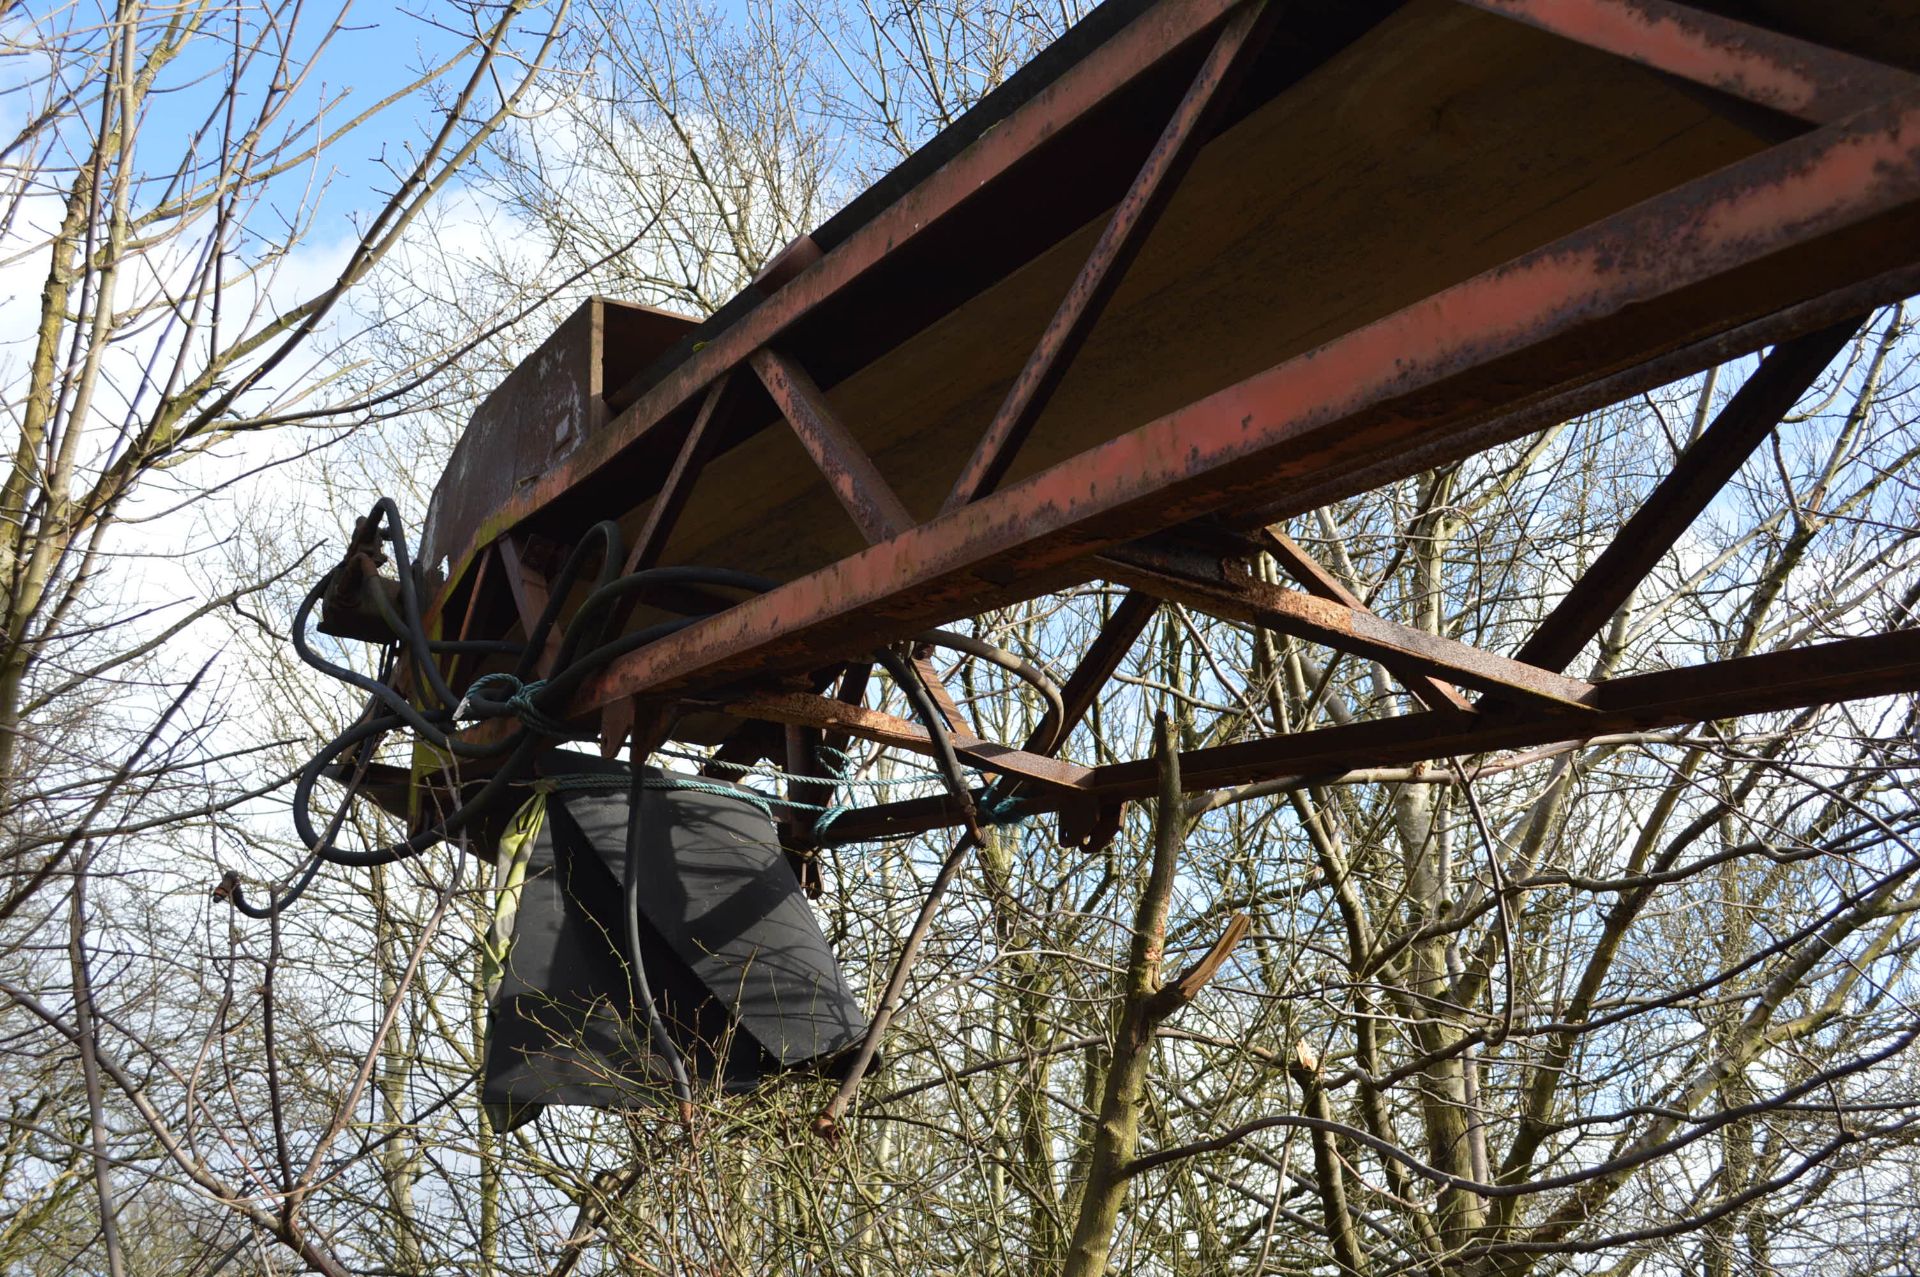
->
1516, 317, 1862, 673
1101, 539, 1594, 709
911, 653, 975, 735
624, 375, 734, 574
1087, 627, 1920, 799
1229, 261, 1920, 531
744, 600, 1152, 846
943, 0, 1274, 511
495, 536, 563, 677
443, 543, 495, 694
1457, 0, 1920, 125
1037, 589, 1161, 751
568, 91, 1920, 713
751, 348, 913, 544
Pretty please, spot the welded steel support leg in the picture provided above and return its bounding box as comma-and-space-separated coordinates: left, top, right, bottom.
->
1046, 590, 1161, 748
1012, 589, 1159, 845
911, 649, 973, 734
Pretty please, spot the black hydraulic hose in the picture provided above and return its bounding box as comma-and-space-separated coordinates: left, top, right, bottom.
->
227, 850, 328, 920
546, 566, 779, 676
624, 764, 695, 1112
873, 646, 981, 834
252, 493, 1067, 1134
229, 648, 403, 917
291, 573, 473, 753
914, 629, 1066, 756
461, 617, 704, 730
368, 497, 463, 713
287, 515, 777, 866
371, 497, 624, 712
293, 510, 626, 759
499, 517, 625, 686
815, 644, 1000, 1130
362, 585, 528, 660
263, 495, 1010, 940
290, 716, 546, 868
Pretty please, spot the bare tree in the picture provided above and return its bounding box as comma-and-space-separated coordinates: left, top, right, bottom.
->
5, 0, 1920, 1274
0, 0, 574, 1269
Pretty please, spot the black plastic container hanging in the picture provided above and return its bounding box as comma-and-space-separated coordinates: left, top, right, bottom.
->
481, 757, 867, 1129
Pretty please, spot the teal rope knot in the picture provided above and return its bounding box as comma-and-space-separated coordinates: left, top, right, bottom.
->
979, 791, 1029, 826
459, 672, 572, 737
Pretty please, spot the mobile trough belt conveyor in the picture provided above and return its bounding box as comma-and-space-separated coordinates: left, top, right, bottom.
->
252, 0, 1920, 1125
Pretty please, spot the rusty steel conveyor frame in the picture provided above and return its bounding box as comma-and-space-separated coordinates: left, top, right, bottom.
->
349, 0, 1920, 849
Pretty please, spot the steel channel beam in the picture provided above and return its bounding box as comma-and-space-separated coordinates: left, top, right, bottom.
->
1458, 0, 1920, 126
1088, 627, 1920, 798
495, 536, 563, 677
1035, 589, 1160, 752
1100, 540, 1595, 708
624, 375, 733, 574
943, 0, 1274, 511
911, 653, 975, 734
825, 625, 1920, 839
566, 91, 1920, 715
1255, 529, 1473, 712
1228, 261, 1920, 531
726, 691, 1097, 792
1516, 317, 1863, 673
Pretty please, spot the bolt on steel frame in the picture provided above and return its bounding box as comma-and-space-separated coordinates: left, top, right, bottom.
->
333, 0, 1920, 852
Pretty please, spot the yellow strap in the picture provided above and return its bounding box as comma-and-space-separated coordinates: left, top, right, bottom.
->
481, 791, 547, 1004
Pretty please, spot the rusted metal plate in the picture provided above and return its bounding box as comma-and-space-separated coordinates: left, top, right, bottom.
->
419, 297, 697, 582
